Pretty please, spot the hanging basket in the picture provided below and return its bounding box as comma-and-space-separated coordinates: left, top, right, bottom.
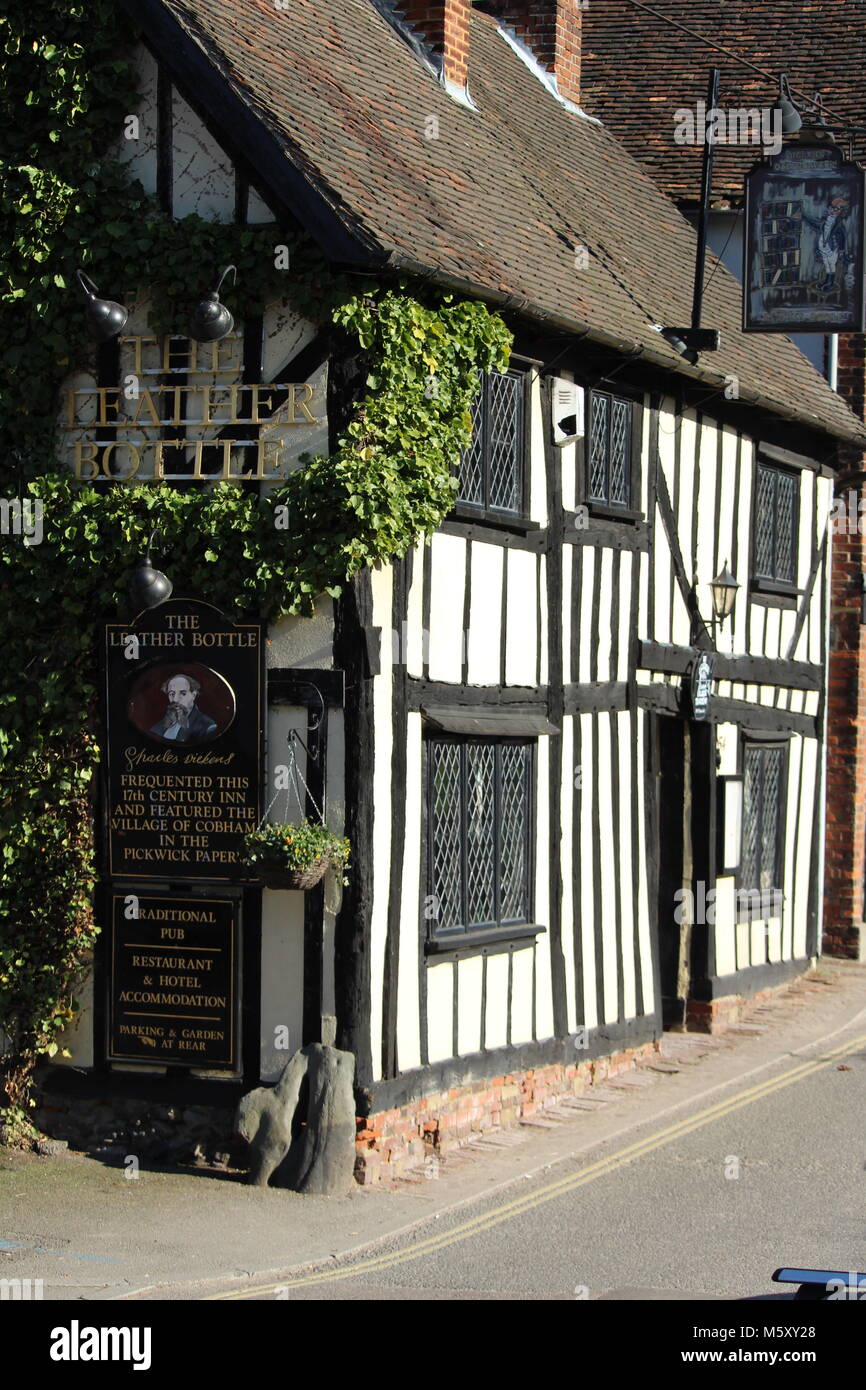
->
256, 856, 331, 891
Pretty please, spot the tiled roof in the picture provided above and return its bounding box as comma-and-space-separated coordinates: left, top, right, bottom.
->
129, 0, 866, 444
581, 0, 866, 206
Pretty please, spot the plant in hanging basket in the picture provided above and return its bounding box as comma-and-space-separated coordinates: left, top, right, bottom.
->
240, 819, 350, 890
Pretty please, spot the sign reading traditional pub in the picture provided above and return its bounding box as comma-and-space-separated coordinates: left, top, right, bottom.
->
108, 893, 239, 1069
104, 598, 263, 880
744, 145, 865, 333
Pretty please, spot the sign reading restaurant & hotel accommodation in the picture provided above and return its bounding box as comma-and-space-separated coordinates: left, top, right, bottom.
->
104, 599, 263, 880
108, 893, 239, 1069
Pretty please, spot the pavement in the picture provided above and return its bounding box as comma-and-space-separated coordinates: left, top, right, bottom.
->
3, 957, 866, 1301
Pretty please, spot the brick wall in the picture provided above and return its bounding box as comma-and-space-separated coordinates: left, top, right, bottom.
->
402, 0, 472, 88
824, 333, 866, 959
354, 1038, 657, 1184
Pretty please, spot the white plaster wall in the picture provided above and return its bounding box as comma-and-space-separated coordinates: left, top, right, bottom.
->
267, 601, 334, 669
577, 547, 595, 682
467, 544, 503, 684
528, 372, 548, 525
617, 710, 637, 1020
427, 533, 467, 682
634, 711, 655, 1015
595, 548, 614, 681
426, 962, 454, 1063
113, 45, 158, 192
505, 549, 538, 686
456, 955, 484, 1055
53, 961, 95, 1068
395, 713, 423, 1071
172, 88, 234, 222
369, 565, 394, 1082
533, 737, 555, 1041
509, 948, 535, 1045
405, 541, 426, 679
484, 953, 510, 1050
560, 716, 576, 1034
578, 712, 599, 1030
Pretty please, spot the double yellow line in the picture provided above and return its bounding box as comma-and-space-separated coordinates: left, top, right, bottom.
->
206, 1030, 866, 1299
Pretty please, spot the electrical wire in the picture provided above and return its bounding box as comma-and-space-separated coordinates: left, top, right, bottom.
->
621, 0, 860, 130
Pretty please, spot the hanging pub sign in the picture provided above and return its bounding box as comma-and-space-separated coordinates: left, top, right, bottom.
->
104, 598, 263, 881
687, 650, 715, 721
743, 144, 865, 333
108, 891, 240, 1069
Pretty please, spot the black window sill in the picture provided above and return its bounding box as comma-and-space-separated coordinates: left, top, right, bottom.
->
582, 501, 643, 525
735, 889, 785, 924
750, 578, 800, 609
450, 505, 541, 534
425, 921, 544, 960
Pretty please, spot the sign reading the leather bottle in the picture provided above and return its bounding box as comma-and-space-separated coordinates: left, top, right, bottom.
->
104, 599, 263, 881
108, 892, 239, 1069
62, 329, 327, 484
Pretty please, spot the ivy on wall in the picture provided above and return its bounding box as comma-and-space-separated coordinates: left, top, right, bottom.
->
0, 1, 511, 1135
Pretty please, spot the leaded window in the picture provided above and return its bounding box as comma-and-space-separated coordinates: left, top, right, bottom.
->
457, 368, 525, 515
587, 389, 631, 507
741, 743, 785, 895
427, 737, 533, 937
754, 464, 796, 584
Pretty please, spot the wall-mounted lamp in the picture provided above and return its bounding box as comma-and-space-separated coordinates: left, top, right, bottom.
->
772, 74, 802, 135
710, 561, 739, 629
129, 528, 173, 611
76, 269, 129, 342
188, 265, 237, 342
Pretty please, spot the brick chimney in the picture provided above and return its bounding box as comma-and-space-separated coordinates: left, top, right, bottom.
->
486, 1, 583, 105
401, 1, 473, 89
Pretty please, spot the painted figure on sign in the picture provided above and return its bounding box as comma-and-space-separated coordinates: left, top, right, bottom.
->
804, 194, 850, 291
149, 673, 217, 744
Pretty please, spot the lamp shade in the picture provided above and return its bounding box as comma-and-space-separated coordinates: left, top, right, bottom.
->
188, 264, 236, 342
76, 269, 129, 342
772, 74, 802, 135
129, 529, 173, 611
710, 562, 739, 624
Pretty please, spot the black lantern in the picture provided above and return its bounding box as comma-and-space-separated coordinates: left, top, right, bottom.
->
771, 74, 802, 135
188, 265, 237, 342
710, 562, 739, 628
76, 269, 129, 341
129, 528, 173, 611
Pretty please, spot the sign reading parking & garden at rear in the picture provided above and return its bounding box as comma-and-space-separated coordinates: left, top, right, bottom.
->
103, 598, 263, 881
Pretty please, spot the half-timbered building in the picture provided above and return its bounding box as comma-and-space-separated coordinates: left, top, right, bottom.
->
43, 0, 866, 1179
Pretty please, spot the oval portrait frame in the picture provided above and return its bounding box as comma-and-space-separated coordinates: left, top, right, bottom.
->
127, 662, 237, 747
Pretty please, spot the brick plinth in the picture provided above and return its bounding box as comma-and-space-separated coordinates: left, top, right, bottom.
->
354, 1039, 657, 1184
685, 977, 803, 1034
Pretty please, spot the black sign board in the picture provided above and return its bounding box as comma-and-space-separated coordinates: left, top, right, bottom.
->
744, 144, 865, 333
104, 599, 263, 881
108, 892, 239, 1069
689, 651, 715, 722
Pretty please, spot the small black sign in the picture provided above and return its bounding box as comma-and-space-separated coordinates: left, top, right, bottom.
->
108, 892, 239, 1069
689, 651, 715, 721
104, 599, 263, 881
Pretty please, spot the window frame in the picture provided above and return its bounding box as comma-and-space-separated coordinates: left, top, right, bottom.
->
576, 380, 644, 523
423, 733, 541, 955
750, 459, 801, 597
453, 362, 532, 527
736, 735, 789, 924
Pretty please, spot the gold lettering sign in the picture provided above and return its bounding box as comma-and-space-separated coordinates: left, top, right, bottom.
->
63, 332, 324, 484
